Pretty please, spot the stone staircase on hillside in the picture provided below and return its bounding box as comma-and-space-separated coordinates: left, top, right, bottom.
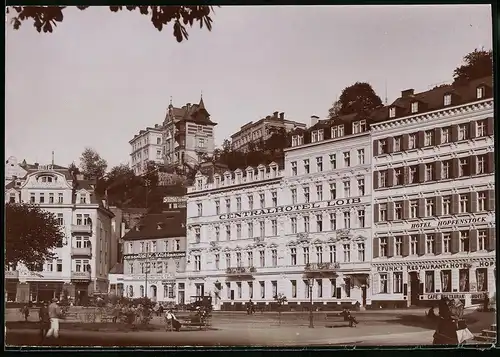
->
474, 324, 497, 343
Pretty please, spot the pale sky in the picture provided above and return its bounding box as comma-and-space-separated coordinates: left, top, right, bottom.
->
6, 5, 492, 169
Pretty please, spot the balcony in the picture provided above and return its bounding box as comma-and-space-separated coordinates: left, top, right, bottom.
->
71, 271, 91, 282
71, 247, 92, 257
304, 262, 340, 276
71, 224, 92, 234
225, 266, 256, 279
5, 271, 19, 279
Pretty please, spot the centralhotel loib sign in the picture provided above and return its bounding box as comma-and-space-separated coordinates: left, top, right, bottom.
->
219, 197, 362, 220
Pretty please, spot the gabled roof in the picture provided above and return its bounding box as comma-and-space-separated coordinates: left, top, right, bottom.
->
109, 262, 123, 274
122, 210, 186, 241
167, 98, 216, 127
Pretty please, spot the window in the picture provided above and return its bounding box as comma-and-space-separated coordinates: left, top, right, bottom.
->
441, 161, 450, 179
316, 157, 323, 172
389, 107, 396, 118
248, 222, 254, 238
259, 193, 265, 208
408, 134, 416, 149
316, 246, 323, 263
411, 102, 419, 113
225, 224, 232, 240
343, 244, 350, 262
424, 163, 433, 181
357, 178, 365, 196
476, 120, 486, 137
292, 135, 300, 147
291, 280, 297, 298
443, 233, 451, 253
291, 188, 297, 205
329, 213, 336, 230
477, 155, 486, 174
459, 194, 468, 213
441, 270, 452, 292
215, 200, 220, 215
459, 269, 470, 292
392, 168, 402, 186
48, 193, 54, 203
343, 180, 350, 198
343, 211, 350, 229
248, 195, 253, 210
378, 139, 387, 154
357, 149, 365, 165
198, 138, 205, 148
236, 196, 242, 212
357, 243, 365, 261
394, 136, 401, 151
379, 170, 387, 187
8, 193, 15, 203
236, 223, 242, 239
331, 125, 344, 138
57, 214, 64, 226
329, 245, 336, 263
379, 204, 387, 221
56, 259, 62, 272
311, 130, 319, 142
444, 94, 452, 106
194, 255, 201, 271
248, 251, 253, 266
260, 281, 266, 299
290, 248, 297, 265
259, 221, 265, 237
271, 191, 277, 207
316, 214, 323, 232
75, 260, 82, 272
380, 237, 388, 257
40, 193, 45, 203
226, 198, 231, 212
343, 152, 350, 167
225, 253, 231, 268
272, 280, 278, 298
380, 273, 388, 293
352, 120, 365, 134
478, 192, 486, 211
329, 182, 336, 200
197, 203, 203, 216
194, 227, 201, 243
424, 130, 434, 146
394, 203, 403, 220
303, 159, 310, 174
259, 250, 265, 267
476, 86, 485, 99
458, 124, 468, 141
459, 231, 469, 252
291, 161, 297, 176
156, 149, 162, 159
441, 127, 450, 144
75, 237, 83, 248
303, 247, 310, 264
425, 234, 435, 254
357, 210, 365, 228
478, 230, 487, 251
425, 198, 434, 217
410, 235, 418, 255
303, 186, 310, 203
271, 220, 278, 236
315, 184, 323, 201
409, 166, 417, 184
394, 272, 403, 293
395, 237, 403, 256
291, 217, 297, 234
329, 154, 337, 169
303, 215, 310, 232
236, 252, 242, 267
409, 200, 418, 218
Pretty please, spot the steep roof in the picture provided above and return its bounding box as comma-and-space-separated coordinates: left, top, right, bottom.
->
122, 210, 186, 241
109, 262, 124, 274
168, 98, 216, 127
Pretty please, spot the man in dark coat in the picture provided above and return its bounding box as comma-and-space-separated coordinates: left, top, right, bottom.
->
38, 301, 50, 343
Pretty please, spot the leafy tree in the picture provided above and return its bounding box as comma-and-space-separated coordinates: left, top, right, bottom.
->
330, 82, 382, 117
98, 164, 139, 207
68, 162, 80, 177
79, 147, 108, 180
327, 100, 342, 120
7, 6, 216, 43
5, 203, 65, 267
453, 48, 493, 84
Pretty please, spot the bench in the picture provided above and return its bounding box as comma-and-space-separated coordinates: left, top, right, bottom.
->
325, 312, 355, 328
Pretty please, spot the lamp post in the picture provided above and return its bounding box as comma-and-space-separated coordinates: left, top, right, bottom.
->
308, 277, 314, 328
145, 246, 150, 299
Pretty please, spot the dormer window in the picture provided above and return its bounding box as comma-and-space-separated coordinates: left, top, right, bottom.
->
196, 179, 203, 190
235, 172, 242, 183
476, 86, 485, 99
259, 169, 265, 180
443, 94, 452, 106
331, 125, 344, 139
39, 175, 54, 183
225, 174, 231, 184
271, 166, 277, 177
291, 135, 303, 147
80, 194, 87, 204
214, 176, 220, 187
352, 120, 366, 134
389, 107, 396, 118
411, 102, 419, 114
247, 170, 253, 181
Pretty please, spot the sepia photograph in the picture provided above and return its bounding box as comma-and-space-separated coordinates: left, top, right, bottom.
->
5, 4, 496, 348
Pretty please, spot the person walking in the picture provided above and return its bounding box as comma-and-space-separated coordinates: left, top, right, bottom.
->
21, 304, 30, 321
46, 298, 62, 340
38, 301, 50, 343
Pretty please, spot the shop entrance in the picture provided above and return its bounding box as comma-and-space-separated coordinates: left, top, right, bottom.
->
409, 272, 420, 306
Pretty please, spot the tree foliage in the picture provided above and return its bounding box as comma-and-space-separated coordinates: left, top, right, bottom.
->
5, 203, 65, 267
7, 6, 216, 43
79, 147, 108, 180
330, 82, 383, 117
453, 48, 493, 84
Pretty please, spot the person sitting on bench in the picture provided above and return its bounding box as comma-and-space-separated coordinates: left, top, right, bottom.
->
347, 311, 358, 327
165, 309, 182, 332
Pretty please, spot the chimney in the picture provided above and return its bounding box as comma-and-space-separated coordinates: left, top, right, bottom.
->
273, 111, 279, 119
186, 103, 191, 110
310, 115, 320, 127
279, 112, 284, 120
34, 162, 39, 167
401, 89, 414, 98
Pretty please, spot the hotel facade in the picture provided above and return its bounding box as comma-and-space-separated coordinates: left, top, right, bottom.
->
370, 77, 495, 308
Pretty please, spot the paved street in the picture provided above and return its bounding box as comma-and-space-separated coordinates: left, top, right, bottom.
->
5, 308, 495, 347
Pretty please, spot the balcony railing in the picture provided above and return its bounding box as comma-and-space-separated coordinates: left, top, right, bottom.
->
71, 224, 92, 234
71, 271, 91, 281
71, 247, 92, 257
225, 266, 257, 276
5, 271, 19, 279
304, 262, 340, 274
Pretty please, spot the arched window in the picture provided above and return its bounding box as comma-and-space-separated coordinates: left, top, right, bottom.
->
128, 285, 134, 298
151, 285, 157, 298
140, 285, 144, 297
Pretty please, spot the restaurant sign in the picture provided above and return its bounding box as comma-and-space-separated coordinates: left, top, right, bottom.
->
420, 293, 487, 300
219, 197, 362, 220
376, 262, 471, 272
